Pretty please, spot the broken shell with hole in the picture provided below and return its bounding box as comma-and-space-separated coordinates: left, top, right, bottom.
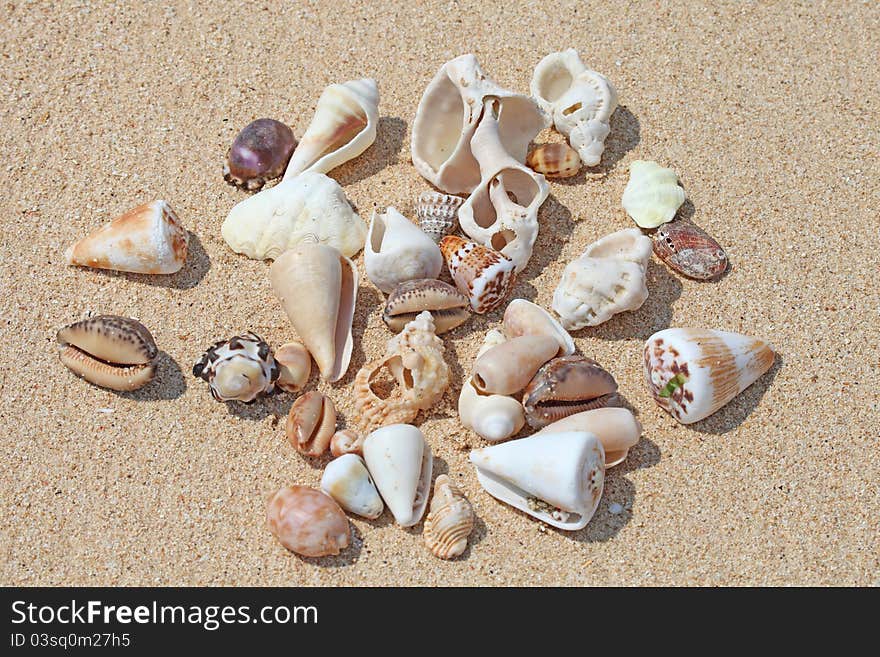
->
644, 328, 775, 424
363, 424, 433, 527
621, 160, 686, 229
66, 200, 188, 275
269, 243, 358, 382
424, 475, 474, 559
552, 227, 653, 329
222, 171, 367, 260
535, 407, 642, 468
330, 429, 365, 458
522, 355, 620, 429
283, 78, 379, 180
470, 431, 605, 530
364, 207, 443, 294
57, 315, 158, 391
266, 485, 351, 557
502, 298, 574, 356
472, 335, 560, 396
321, 454, 384, 519
286, 391, 336, 457
526, 142, 581, 178
274, 341, 311, 393
411, 54, 548, 194
440, 235, 517, 314
530, 49, 617, 167
224, 118, 297, 190
416, 191, 463, 242
193, 332, 279, 403
653, 219, 728, 280
382, 278, 469, 334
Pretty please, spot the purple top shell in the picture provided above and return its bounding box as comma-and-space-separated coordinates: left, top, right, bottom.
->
223, 118, 297, 190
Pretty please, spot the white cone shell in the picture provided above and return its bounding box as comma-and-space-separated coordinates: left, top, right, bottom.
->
535, 407, 641, 468
283, 78, 379, 180
363, 424, 433, 527
470, 431, 605, 530
364, 207, 443, 293
458, 376, 525, 443
321, 454, 384, 519
222, 172, 367, 259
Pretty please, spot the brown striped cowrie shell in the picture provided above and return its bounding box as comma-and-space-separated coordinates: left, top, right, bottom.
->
526, 142, 581, 178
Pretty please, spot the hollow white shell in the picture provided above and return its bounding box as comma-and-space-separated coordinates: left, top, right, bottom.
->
621, 160, 686, 229
458, 98, 550, 272
411, 54, 548, 195
502, 299, 574, 356
470, 431, 605, 530
283, 78, 379, 180
458, 375, 525, 443
534, 407, 642, 468
363, 424, 433, 527
552, 228, 653, 330
222, 171, 367, 259
365, 207, 443, 294
320, 454, 384, 519
530, 49, 618, 167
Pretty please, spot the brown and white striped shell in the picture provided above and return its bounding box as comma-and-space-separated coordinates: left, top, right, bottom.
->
57, 315, 158, 391
382, 278, 470, 334
653, 219, 728, 280
439, 235, 517, 314
526, 143, 581, 178
416, 191, 463, 242
193, 332, 279, 403
286, 391, 337, 457
424, 475, 474, 559
522, 355, 620, 429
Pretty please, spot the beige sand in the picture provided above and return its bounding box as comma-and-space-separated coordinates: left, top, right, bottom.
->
1, 1, 877, 586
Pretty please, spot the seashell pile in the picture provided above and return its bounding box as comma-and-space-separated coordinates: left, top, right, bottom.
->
59, 51, 779, 560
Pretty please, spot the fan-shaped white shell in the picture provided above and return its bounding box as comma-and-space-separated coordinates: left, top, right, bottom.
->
621, 160, 686, 228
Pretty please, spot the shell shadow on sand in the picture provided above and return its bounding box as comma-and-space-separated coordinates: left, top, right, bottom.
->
556, 106, 641, 184
333, 116, 407, 187
115, 351, 187, 401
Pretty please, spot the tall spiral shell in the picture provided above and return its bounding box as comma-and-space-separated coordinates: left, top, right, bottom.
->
424, 475, 474, 559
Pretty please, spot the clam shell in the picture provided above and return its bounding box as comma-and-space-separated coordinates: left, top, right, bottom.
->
522, 355, 620, 429
330, 429, 365, 458
439, 235, 517, 314
382, 278, 469, 334
365, 207, 443, 294
65, 200, 188, 275
653, 220, 728, 280
193, 332, 279, 403
321, 454, 384, 519
363, 424, 433, 527
458, 375, 525, 443
223, 118, 297, 190
526, 143, 581, 178
57, 315, 158, 391
621, 160, 686, 229
472, 335, 560, 396
274, 341, 311, 393
416, 191, 463, 242
502, 298, 574, 356
266, 486, 350, 557
269, 243, 357, 382
283, 78, 379, 180
424, 475, 474, 559
286, 391, 336, 457
644, 328, 775, 424
534, 407, 642, 468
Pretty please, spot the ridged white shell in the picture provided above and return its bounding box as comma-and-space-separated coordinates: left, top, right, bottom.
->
621, 160, 686, 229
424, 475, 474, 559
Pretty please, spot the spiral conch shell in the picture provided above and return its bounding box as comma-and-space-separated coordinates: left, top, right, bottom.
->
416, 191, 463, 243
530, 49, 617, 167
354, 311, 449, 435
193, 332, 278, 403
283, 78, 379, 180
621, 160, 686, 229
552, 228, 653, 330
424, 475, 474, 560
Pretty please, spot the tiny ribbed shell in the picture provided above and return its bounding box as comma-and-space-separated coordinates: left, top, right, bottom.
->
416, 191, 463, 242
424, 475, 474, 559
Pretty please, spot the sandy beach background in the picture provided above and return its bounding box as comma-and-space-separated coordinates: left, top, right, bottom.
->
1, 1, 877, 586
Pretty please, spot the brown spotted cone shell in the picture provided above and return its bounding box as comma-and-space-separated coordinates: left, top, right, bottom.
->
653, 219, 728, 280
439, 235, 517, 314
424, 475, 474, 560
526, 142, 581, 178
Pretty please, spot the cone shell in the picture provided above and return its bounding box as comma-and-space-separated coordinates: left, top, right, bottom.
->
440, 235, 517, 314
383, 278, 470, 334
266, 486, 350, 557
283, 78, 379, 180
458, 375, 525, 442
363, 424, 433, 527
424, 475, 474, 559
416, 191, 463, 242
286, 391, 336, 457
535, 407, 641, 468
502, 299, 574, 355
269, 243, 357, 382
653, 219, 728, 280
526, 142, 581, 178
644, 328, 776, 424
364, 207, 443, 293
470, 431, 605, 530
321, 454, 384, 519
57, 315, 158, 391
65, 200, 188, 275
472, 335, 560, 396
622, 160, 686, 229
